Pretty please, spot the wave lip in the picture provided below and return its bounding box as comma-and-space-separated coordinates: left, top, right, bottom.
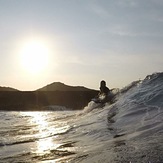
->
101, 72, 163, 162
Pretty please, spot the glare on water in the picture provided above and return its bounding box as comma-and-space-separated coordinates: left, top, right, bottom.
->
20, 112, 61, 154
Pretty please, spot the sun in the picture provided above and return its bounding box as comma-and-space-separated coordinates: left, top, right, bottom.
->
20, 40, 49, 74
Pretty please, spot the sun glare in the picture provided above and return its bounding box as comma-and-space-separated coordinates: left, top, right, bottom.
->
20, 40, 49, 74
20, 112, 60, 154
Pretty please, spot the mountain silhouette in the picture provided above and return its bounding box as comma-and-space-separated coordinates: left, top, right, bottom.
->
0, 86, 18, 91
37, 82, 95, 91
0, 82, 98, 110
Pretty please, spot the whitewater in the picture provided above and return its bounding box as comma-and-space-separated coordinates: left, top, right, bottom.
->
0, 72, 163, 163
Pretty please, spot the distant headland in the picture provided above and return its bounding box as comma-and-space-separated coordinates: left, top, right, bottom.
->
0, 82, 98, 111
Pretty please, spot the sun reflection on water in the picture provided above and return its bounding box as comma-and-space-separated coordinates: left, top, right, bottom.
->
29, 112, 48, 127
36, 137, 60, 154
21, 112, 60, 154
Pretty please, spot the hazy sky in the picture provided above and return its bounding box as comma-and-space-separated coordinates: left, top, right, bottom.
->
1, 0, 163, 90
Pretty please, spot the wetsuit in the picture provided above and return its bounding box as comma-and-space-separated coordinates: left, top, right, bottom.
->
99, 86, 110, 96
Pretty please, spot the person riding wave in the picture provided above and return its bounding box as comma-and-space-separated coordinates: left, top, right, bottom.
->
92, 80, 115, 105
99, 80, 110, 96
97, 80, 111, 103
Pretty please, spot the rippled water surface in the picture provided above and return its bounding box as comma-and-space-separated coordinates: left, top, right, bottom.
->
0, 111, 78, 162
0, 73, 163, 163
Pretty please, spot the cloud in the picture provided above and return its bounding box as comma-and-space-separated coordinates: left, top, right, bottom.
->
88, 0, 163, 39
89, 3, 110, 18
116, 0, 138, 7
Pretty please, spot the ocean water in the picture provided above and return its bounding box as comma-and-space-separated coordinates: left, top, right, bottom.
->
0, 72, 163, 163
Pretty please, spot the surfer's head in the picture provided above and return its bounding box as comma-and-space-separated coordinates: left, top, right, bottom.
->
100, 80, 106, 87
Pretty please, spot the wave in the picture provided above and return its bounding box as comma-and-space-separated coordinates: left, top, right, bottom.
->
68, 72, 163, 162
104, 72, 163, 162
1, 72, 163, 163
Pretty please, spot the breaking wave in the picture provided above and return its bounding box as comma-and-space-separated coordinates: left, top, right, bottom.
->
0, 72, 163, 163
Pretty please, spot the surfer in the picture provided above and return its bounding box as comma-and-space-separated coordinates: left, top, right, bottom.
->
92, 80, 111, 104
98, 80, 111, 103
92, 80, 115, 104
99, 80, 110, 97
99, 80, 115, 104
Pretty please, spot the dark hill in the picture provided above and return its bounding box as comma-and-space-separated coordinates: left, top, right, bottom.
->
0, 86, 18, 91
37, 82, 95, 91
0, 82, 98, 110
